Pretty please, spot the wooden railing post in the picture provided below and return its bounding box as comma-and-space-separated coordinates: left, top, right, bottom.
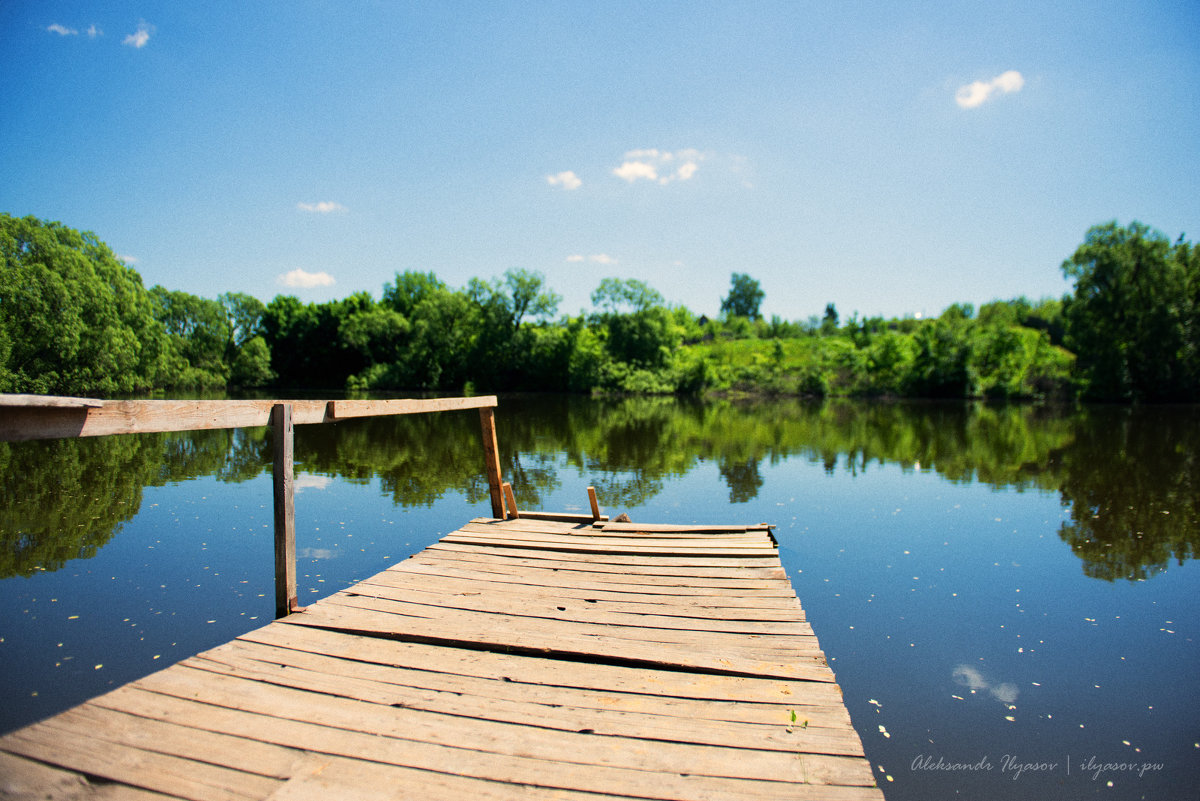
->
478, 406, 506, 519
272, 404, 297, 618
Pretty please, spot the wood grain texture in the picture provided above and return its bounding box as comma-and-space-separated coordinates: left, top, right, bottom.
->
0, 517, 882, 800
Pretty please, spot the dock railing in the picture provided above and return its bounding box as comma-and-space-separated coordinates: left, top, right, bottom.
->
0, 394, 507, 617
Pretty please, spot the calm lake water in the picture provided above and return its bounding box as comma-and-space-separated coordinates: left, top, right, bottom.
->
1, 396, 1197, 799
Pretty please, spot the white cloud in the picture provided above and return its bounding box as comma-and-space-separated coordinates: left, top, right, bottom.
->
613, 160, 659, 183
613, 149, 709, 185
956, 70, 1025, 109
47, 23, 77, 36
117, 254, 138, 265
565, 254, 585, 263
295, 473, 333, 492
279, 269, 336, 288
547, 170, 582, 190
297, 201, 347, 214
87, 25, 101, 38
952, 664, 1019, 704
589, 254, 616, 264
122, 22, 153, 49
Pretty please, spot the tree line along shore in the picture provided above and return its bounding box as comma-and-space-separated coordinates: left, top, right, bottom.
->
2, 213, 1196, 402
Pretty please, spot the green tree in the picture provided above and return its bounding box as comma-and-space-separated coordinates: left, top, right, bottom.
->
590, 278, 664, 314
150, 286, 231, 386
589, 279, 679, 375
1061, 222, 1197, 401
218, 292, 267, 349
0, 214, 171, 395
229, 336, 275, 387
820, 303, 839, 336
720, 273, 765, 321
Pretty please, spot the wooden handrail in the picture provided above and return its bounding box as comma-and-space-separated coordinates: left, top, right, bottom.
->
0, 393, 507, 618
0, 395, 498, 441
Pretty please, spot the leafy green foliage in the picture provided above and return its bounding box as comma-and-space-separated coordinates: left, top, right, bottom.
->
1, 214, 1191, 402
720, 273, 765, 321
0, 214, 172, 395
1062, 221, 1198, 400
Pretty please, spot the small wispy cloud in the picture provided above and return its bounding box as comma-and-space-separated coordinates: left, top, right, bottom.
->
956, 70, 1024, 109
297, 201, 347, 214
87, 25, 102, 38
47, 23, 77, 36
117, 254, 138, 265
295, 474, 333, 492
567, 254, 616, 265
547, 170, 582, 190
953, 664, 1019, 704
279, 269, 336, 288
612, 148, 706, 185
122, 22, 153, 49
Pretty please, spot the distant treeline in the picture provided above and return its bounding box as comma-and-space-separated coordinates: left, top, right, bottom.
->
2, 213, 1196, 401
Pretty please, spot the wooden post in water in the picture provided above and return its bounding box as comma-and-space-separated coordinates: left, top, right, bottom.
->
272, 404, 297, 618
478, 406, 506, 519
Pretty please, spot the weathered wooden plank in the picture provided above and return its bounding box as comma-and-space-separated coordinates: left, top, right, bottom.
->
341, 580, 814, 634
133, 666, 875, 790
239, 624, 848, 710
358, 569, 808, 614
448, 528, 772, 548
465, 518, 766, 539
598, 522, 774, 533
0, 722, 279, 801
99, 683, 876, 801
0, 750, 178, 800
264, 753, 639, 801
0, 393, 104, 408
425, 541, 782, 568
328, 395, 497, 418
41, 704, 306, 780
405, 552, 795, 588
185, 641, 866, 755
0, 395, 497, 442
439, 537, 780, 559
282, 601, 834, 681
312, 592, 823, 661
0, 399, 334, 442
266, 754, 887, 801
506, 510, 610, 523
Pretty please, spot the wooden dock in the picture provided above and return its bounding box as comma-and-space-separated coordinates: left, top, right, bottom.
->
0, 516, 884, 801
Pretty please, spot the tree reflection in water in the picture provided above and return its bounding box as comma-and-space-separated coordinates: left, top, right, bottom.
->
2, 397, 1196, 582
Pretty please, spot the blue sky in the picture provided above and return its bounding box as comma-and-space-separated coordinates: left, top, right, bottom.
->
3, 1, 1197, 321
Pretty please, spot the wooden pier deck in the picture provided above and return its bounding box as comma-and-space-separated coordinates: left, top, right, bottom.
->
0, 516, 884, 801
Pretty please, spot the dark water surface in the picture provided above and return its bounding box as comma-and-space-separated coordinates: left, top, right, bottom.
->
2, 396, 1197, 799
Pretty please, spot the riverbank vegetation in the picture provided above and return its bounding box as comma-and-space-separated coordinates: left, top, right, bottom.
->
2, 213, 1196, 401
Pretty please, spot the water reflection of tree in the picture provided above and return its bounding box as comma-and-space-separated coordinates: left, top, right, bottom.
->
1054, 407, 1200, 581
0, 430, 250, 579
5, 398, 1196, 582
720, 458, 764, 503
